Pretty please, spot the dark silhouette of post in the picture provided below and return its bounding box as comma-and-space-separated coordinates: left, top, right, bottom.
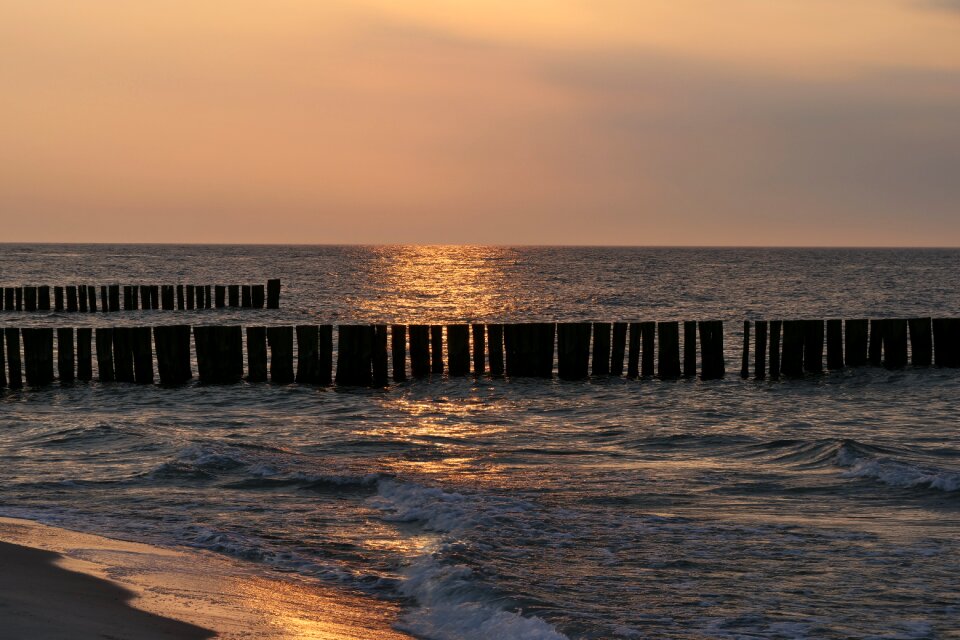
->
252, 285, 265, 309
409, 324, 430, 378
447, 325, 470, 376
780, 320, 804, 378
826, 319, 844, 370
6, 328, 23, 388
228, 285, 240, 308
245, 326, 268, 382
392, 324, 407, 382
57, 328, 74, 383
372, 325, 389, 387
54, 286, 64, 312
803, 319, 824, 374
295, 325, 320, 384
472, 324, 485, 375
266, 279, 281, 309
155, 325, 193, 385
610, 322, 626, 376
242, 285, 252, 308
22, 328, 54, 386
844, 319, 868, 367
112, 328, 135, 383
908, 318, 932, 367
658, 321, 681, 379
132, 327, 154, 384
76, 328, 92, 381
626, 323, 640, 379
266, 326, 294, 384
38, 286, 51, 311
868, 319, 885, 366
430, 325, 444, 374
883, 319, 908, 370
66, 286, 78, 312
754, 320, 767, 380
591, 323, 611, 376
335, 325, 373, 386
487, 324, 504, 376
214, 285, 225, 308
558, 322, 591, 380
741, 320, 750, 379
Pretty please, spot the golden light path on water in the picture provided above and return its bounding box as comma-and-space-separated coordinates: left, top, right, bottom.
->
369, 245, 513, 323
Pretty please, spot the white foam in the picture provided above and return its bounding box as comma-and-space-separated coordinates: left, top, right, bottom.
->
836, 447, 960, 492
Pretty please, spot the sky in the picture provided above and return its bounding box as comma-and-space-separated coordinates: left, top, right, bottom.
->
1, 0, 959, 245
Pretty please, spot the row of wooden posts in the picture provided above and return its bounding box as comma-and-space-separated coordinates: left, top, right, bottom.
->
1, 319, 957, 389
0, 280, 281, 312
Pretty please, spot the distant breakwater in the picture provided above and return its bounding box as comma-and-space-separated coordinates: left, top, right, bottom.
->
0, 280, 281, 312
0, 319, 957, 389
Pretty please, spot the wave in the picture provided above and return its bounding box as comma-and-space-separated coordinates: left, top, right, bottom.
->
834, 443, 960, 492
370, 479, 570, 640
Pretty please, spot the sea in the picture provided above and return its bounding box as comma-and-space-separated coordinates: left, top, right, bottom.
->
1, 245, 958, 639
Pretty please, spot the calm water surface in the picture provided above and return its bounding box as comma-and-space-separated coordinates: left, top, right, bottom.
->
0, 245, 958, 639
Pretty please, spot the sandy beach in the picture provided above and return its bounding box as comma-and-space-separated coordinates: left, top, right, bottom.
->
0, 517, 414, 640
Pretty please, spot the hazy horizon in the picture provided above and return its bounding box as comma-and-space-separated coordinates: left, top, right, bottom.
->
3, 1, 959, 245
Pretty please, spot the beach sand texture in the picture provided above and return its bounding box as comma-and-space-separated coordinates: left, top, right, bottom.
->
0, 517, 413, 639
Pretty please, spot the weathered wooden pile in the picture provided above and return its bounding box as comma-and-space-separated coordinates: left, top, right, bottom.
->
0, 280, 281, 312
0, 319, 957, 389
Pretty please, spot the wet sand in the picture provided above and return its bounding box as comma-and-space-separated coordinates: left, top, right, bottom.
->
0, 517, 415, 640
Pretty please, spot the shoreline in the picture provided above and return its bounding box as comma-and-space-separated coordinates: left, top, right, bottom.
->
0, 517, 415, 640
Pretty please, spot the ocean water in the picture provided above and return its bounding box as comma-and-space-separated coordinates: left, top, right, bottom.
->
1, 245, 959, 639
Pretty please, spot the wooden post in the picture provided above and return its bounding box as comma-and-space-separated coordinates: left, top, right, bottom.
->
86, 286, 96, 312
741, 320, 750, 379
66, 286, 78, 312
161, 285, 174, 310
430, 325, 444, 374
108, 284, 120, 312
194, 326, 243, 383
769, 321, 782, 380
536, 322, 555, 378
4, 288, 14, 311
186, 285, 195, 310
37, 286, 51, 311
177, 285, 185, 310
557, 323, 591, 380
487, 324, 504, 376
447, 324, 470, 376
754, 320, 768, 380
698, 320, 720, 380
627, 323, 640, 379
5, 328, 22, 389
503, 324, 518, 377
24, 286, 37, 312
844, 319, 868, 367
149, 286, 159, 309
803, 319, 824, 374
683, 320, 697, 378
22, 328, 54, 386
75, 286, 86, 312
908, 318, 932, 367
155, 325, 192, 385
228, 285, 240, 307
869, 319, 885, 366
132, 327, 154, 384
0, 286, 4, 311
335, 325, 373, 386
241, 285, 252, 308
76, 328, 92, 381
591, 322, 611, 376
0, 328, 5, 387
123, 286, 134, 310
244, 327, 268, 382
472, 324, 486, 375
934, 318, 960, 367
372, 325, 389, 387
658, 321, 681, 379
392, 324, 407, 382
826, 319, 844, 370
54, 287, 64, 312
196, 285, 206, 310
252, 285, 265, 309
112, 327, 135, 382
204, 285, 212, 309
214, 285, 225, 308
16, 287, 24, 311
267, 279, 281, 309
780, 320, 804, 378
882, 319, 908, 370
137, 285, 149, 310
97, 286, 107, 312
640, 321, 655, 377
267, 326, 295, 384
610, 322, 627, 376
57, 328, 74, 383
295, 325, 320, 384
318, 324, 333, 385
409, 324, 431, 378
96, 328, 115, 382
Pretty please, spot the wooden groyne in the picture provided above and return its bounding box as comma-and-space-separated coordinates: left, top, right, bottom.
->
0, 280, 281, 312
0, 319, 957, 390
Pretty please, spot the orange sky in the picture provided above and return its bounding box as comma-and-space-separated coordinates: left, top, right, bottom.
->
2, 0, 960, 245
